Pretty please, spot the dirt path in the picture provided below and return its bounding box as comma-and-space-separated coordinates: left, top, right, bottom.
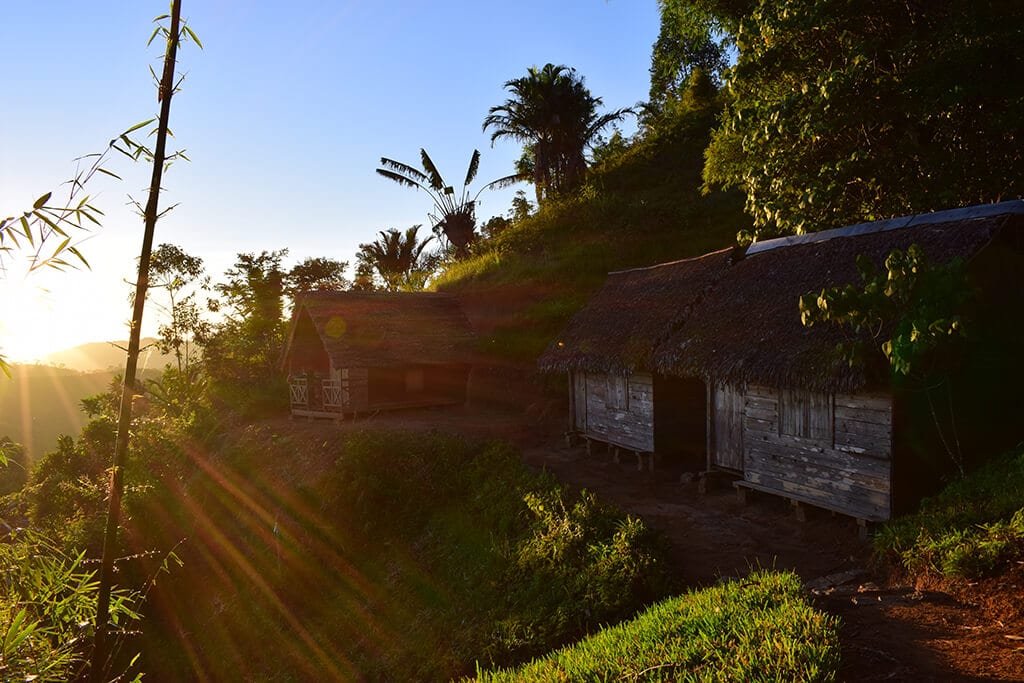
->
277, 405, 1024, 681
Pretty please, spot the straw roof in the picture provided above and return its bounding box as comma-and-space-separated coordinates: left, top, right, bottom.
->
287, 291, 476, 367
537, 248, 735, 374
656, 203, 1024, 392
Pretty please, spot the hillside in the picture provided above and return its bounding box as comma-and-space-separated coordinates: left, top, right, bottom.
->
434, 105, 750, 370
0, 363, 160, 461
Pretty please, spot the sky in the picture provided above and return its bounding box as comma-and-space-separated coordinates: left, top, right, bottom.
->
0, 0, 661, 363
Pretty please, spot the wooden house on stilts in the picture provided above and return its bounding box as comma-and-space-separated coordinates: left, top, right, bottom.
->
655, 200, 1024, 526
283, 292, 476, 418
537, 249, 734, 470
544, 200, 1024, 527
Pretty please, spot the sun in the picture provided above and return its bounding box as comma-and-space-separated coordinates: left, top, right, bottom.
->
0, 272, 130, 364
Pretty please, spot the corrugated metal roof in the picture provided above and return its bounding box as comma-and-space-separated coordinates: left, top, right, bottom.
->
747, 199, 1024, 256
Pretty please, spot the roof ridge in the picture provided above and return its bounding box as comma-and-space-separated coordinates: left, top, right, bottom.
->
607, 245, 734, 275
746, 199, 1024, 256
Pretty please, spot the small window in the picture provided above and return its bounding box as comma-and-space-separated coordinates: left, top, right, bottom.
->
605, 375, 629, 411
779, 388, 833, 442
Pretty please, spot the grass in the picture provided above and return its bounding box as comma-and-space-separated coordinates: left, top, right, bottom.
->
468, 570, 840, 683
874, 446, 1024, 579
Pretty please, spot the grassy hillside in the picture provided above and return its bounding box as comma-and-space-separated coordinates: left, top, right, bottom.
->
434, 105, 751, 364
471, 570, 839, 682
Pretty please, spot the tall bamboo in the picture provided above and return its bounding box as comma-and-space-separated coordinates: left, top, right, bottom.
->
89, 2, 182, 679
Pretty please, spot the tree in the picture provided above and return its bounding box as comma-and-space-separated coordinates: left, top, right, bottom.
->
646, 0, 731, 119
376, 149, 521, 258
147, 243, 208, 373
702, 0, 1024, 241
355, 226, 438, 292
204, 250, 289, 391
287, 256, 350, 298
483, 63, 631, 202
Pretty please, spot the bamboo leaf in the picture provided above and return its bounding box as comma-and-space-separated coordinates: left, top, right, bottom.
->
96, 167, 123, 181
124, 118, 157, 135
33, 192, 52, 210
183, 25, 203, 49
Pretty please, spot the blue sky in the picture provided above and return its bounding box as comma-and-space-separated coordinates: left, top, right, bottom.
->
0, 1, 661, 361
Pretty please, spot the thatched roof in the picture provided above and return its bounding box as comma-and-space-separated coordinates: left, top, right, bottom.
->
656, 202, 1024, 392
288, 291, 476, 367
537, 248, 735, 374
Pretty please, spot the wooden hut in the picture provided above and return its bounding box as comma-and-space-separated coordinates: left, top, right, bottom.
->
656, 200, 1024, 524
538, 249, 734, 468
283, 291, 475, 418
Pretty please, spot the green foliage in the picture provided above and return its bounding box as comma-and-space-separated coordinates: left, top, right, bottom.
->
159, 428, 672, 680
800, 244, 973, 377
0, 437, 29, 496
491, 490, 669, 661
470, 570, 839, 682
484, 64, 631, 202
286, 255, 350, 296
704, 0, 1024, 239
377, 149, 522, 257
0, 529, 142, 682
646, 0, 731, 119
875, 447, 1024, 579
204, 250, 289, 412
147, 243, 209, 373
355, 225, 438, 292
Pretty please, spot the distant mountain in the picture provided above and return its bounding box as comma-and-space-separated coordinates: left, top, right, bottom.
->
40, 338, 175, 373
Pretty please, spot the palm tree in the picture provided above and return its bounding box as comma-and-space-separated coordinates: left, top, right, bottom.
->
483, 63, 631, 202
376, 149, 522, 258
356, 225, 437, 292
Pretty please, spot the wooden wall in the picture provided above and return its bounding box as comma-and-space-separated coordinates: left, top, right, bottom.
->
345, 367, 370, 412
578, 371, 655, 452
741, 384, 894, 521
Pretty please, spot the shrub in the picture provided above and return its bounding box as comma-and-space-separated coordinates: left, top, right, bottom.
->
875, 447, 1024, 578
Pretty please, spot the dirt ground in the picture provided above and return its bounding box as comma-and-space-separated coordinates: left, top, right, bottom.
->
281, 403, 1024, 682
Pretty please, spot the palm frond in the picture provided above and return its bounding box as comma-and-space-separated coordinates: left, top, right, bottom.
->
419, 149, 446, 191
464, 150, 481, 187
376, 169, 426, 191
378, 157, 429, 185
478, 172, 528, 195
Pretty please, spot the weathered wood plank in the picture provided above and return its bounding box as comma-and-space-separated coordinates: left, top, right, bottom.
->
835, 404, 892, 426
743, 416, 776, 433
834, 430, 892, 458
836, 418, 892, 440
737, 478, 889, 522
747, 384, 778, 400
754, 430, 891, 465
744, 395, 779, 412
744, 405, 777, 422
834, 393, 892, 412
746, 448, 891, 494
748, 438, 892, 479
744, 470, 890, 521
